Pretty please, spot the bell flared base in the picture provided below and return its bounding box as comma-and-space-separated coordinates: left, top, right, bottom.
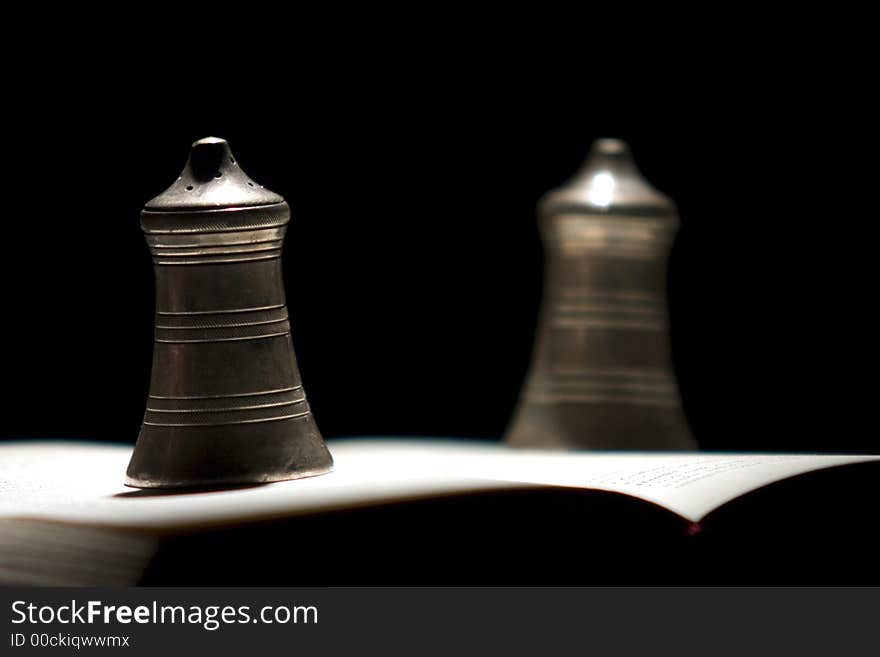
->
124, 414, 333, 489
506, 402, 697, 451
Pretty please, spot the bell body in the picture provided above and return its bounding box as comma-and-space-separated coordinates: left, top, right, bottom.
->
126, 138, 332, 487
507, 139, 695, 450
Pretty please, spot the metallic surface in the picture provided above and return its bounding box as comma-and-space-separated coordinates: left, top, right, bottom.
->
507, 139, 696, 450
126, 137, 333, 487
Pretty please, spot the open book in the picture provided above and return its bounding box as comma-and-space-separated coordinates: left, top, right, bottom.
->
1, 438, 878, 585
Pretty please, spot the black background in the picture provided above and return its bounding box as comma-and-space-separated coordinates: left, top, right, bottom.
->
1, 45, 874, 455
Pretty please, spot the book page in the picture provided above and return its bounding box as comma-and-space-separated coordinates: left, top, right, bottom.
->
0, 439, 877, 528
460, 448, 879, 521
330, 441, 879, 522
